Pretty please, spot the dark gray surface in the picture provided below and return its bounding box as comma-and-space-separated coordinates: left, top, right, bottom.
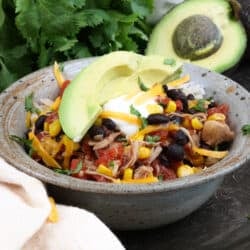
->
116, 60, 250, 249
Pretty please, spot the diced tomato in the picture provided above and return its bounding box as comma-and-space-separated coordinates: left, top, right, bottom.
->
59, 80, 71, 97
175, 99, 183, 111
157, 96, 170, 106
70, 158, 85, 178
149, 130, 169, 142
159, 165, 177, 180
70, 158, 80, 171
207, 103, 229, 117
95, 142, 124, 166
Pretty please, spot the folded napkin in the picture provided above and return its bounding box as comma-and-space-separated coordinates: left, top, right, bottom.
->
0, 158, 125, 250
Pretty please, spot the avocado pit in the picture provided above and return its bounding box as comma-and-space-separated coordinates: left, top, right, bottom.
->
173, 15, 223, 60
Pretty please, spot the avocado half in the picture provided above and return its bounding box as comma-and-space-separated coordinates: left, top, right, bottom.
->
146, 0, 247, 73
59, 51, 182, 142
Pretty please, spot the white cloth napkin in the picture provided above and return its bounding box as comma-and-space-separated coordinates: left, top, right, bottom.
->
0, 157, 125, 250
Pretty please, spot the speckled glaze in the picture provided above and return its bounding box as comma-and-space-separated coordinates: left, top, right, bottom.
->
0, 58, 250, 230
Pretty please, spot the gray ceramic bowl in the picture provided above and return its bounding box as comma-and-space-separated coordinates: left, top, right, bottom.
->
0, 58, 250, 230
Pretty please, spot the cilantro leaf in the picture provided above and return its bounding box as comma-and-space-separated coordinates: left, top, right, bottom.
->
130, 104, 142, 117
164, 58, 176, 66
0, 0, 152, 92
138, 77, 149, 91
241, 124, 250, 135
71, 161, 83, 174
193, 99, 206, 112
141, 117, 148, 129
129, 105, 148, 130
145, 135, 160, 143
54, 160, 83, 175
25, 93, 40, 114
9, 134, 33, 155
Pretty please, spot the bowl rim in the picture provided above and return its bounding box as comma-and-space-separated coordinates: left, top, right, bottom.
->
1, 57, 250, 195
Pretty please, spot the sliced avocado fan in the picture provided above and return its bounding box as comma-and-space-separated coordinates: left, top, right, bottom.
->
146, 0, 247, 73
59, 51, 182, 142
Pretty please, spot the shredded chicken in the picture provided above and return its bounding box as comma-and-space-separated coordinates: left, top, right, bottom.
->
134, 165, 154, 179
120, 141, 140, 171
88, 132, 121, 150
85, 170, 117, 182
201, 120, 234, 146
148, 146, 162, 164
205, 157, 220, 167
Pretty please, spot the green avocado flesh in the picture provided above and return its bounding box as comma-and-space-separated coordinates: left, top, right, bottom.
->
59, 51, 182, 142
146, 0, 247, 72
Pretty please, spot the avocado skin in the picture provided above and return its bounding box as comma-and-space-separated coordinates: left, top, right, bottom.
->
238, 0, 250, 59
146, 0, 247, 73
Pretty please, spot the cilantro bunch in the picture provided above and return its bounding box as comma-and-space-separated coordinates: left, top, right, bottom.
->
0, 0, 153, 92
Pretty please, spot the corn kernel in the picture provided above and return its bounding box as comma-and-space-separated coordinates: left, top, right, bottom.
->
49, 119, 61, 137
182, 117, 191, 129
165, 100, 177, 113
207, 113, 226, 121
123, 168, 133, 180
138, 146, 151, 159
50, 96, 61, 111
97, 164, 113, 177
146, 104, 163, 114
188, 100, 197, 109
177, 164, 195, 177
47, 197, 59, 223
25, 111, 31, 128
191, 154, 204, 167
191, 117, 203, 130
44, 121, 49, 131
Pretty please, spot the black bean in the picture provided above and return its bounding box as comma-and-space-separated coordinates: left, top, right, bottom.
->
208, 101, 216, 108
172, 130, 189, 145
166, 89, 180, 100
163, 84, 168, 94
187, 94, 195, 100
147, 113, 170, 125
102, 118, 119, 131
88, 125, 106, 141
169, 115, 183, 124
159, 152, 170, 167
166, 143, 184, 161
35, 115, 47, 134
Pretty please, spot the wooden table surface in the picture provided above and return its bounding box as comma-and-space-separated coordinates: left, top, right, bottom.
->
117, 59, 250, 250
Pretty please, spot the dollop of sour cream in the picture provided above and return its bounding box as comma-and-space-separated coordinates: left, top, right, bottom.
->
103, 91, 163, 136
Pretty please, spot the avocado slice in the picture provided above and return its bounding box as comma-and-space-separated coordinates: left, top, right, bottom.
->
59, 51, 182, 142
146, 0, 247, 73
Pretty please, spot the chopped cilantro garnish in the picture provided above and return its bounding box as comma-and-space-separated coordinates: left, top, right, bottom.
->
54, 161, 83, 175
141, 117, 148, 129
108, 161, 115, 168
138, 77, 149, 91
130, 104, 141, 117
164, 58, 176, 66
130, 105, 148, 130
158, 175, 164, 181
9, 135, 33, 155
193, 99, 206, 112
145, 135, 160, 143
241, 124, 250, 135
25, 93, 40, 114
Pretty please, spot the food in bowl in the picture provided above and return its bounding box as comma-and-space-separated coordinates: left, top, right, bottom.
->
11, 52, 235, 184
